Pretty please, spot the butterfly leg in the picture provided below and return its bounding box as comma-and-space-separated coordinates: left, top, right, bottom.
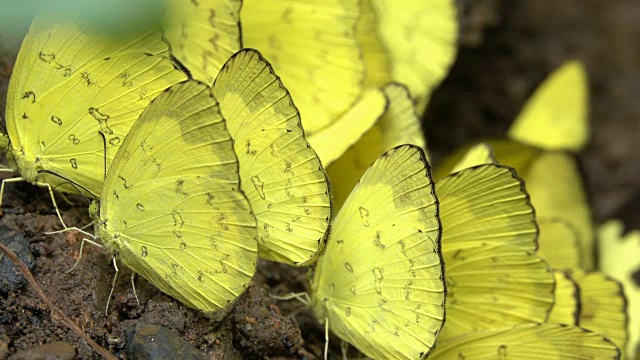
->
45, 226, 95, 238
269, 292, 311, 306
0, 177, 25, 212
340, 340, 349, 360
105, 257, 119, 316
324, 317, 329, 360
57, 192, 75, 206
67, 237, 103, 274
36, 181, 68, 230
130, 272, 140, 306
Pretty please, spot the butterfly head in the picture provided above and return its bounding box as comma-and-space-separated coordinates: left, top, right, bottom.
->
0, 133, 8, 152
89, 200, 100, 219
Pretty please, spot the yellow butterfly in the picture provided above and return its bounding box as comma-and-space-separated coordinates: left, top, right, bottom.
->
212, 49, 332, 266
599, 220, 640, 358
508, 60, 589, 152
548, 269, 628, 355
358, 0, 459, 113
430, 323, 620, 359
1, 15, 187, 226
435, 60, 594, 270
436, 161, 554, 340
310, 145, 445, 359
308, 83, 426, 210
572, 271, 628, 355
161, 0, 242, 86
240, 0, 365, 135
547, 270, 579, 325
91, 80, 257, 318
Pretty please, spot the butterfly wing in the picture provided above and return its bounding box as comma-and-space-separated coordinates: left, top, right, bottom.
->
508, 60, 589, 152
430, 323, 621, 359
213, 49, 331, 266
572, 270, 628, 352
307, 87, 387, 167
548, 270, 579, 325
325, 83, 426, 210
536, 218, 582, 270
311, 145, 444, 360
524, 152, 594, 269
162, 0, 242, 85
599, 220, 640, 358
98, 80, 257, 317
240, 0, 364, 134
437, 164, 554, 340
449, 143, 496, 174
357, 0, 391, 87
367, 0, 458, 112
5, 16, 187, 196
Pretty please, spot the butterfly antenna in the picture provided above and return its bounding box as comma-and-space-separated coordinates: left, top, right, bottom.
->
37, 170, 99, 202
98, 131, 108, 182
49, 181, 94, 206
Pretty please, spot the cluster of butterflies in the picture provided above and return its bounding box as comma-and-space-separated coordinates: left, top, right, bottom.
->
1, 1, 638, 359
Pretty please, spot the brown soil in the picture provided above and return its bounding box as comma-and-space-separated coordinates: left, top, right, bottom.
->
1, 1, 639, 359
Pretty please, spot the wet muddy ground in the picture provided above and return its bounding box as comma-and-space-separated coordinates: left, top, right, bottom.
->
1, 1, 640, 359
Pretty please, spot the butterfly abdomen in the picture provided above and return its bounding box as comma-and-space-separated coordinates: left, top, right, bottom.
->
13, 147, 42, 185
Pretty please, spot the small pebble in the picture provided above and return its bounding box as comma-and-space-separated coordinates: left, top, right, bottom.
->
7, 341, 76, 360
0, 335, 9, 360
0, 226, 35, 294
125, 322, 205, 360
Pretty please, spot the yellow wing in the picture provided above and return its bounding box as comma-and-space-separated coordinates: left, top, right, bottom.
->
571, 270, 628, 353
311, 145, 444, 360
548, 270, 579, 325
434, 140, 540, 182
436, 141, 594, 270
240, 0, 363, 135
366, 0, 459, 112
5, 15, 187, 196
162, 0, 241, 85
213, 49, 331, 266
536, 217, 582, 270
430, 323, 621, 359
97, 80, 257, 318
599, 220, 640, 358
437, 164, 554, 340
357, 0, 392, 87
449, 143, 496, 174
307, 87, 387, 166
508, 60, 589, 152
325, 83, 426, 211
525, 151, 594, 269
